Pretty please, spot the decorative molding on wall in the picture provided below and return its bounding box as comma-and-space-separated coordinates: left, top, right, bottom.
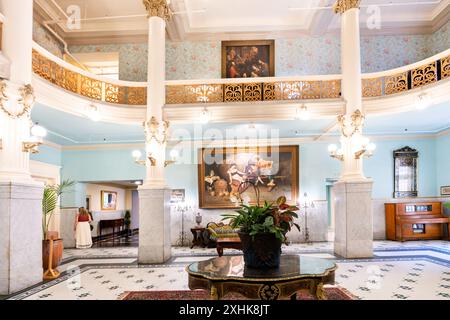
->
54, 129, 449, 152
42, 140, 63, 150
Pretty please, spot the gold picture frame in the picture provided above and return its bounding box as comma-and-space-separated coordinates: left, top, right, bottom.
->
221, 40, 275, 78
101, 190, 118, 211
198, 146, 299, 209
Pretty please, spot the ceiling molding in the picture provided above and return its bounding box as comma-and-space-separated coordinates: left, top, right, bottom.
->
33, 0, 450, 45
55, 129, 448, 152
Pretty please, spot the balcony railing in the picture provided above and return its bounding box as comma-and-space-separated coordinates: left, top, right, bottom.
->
32, 45, 147, 105
362, 51, 450, 97
31, 42, 450, 106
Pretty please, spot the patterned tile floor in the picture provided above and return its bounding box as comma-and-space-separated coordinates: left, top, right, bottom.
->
6, 240, 450, 300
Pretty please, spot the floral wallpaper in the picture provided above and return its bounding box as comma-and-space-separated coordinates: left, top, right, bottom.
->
360, 35, 430, 73
69, 43, 148, 82
33, 20, 449, 82
33, 21, 64, 59
276, 36, 341, 76
166, 41, 221, 80
429, 19, 450, 55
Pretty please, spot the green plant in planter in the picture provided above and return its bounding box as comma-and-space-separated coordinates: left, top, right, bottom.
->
222, 182, 300, 242
222, 181, 300, 268
222, 196, 300, 241
444, 203, 450, 209
42, 180, 75, 239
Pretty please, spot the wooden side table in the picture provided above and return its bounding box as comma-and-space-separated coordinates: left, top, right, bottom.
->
190, 227, 206, 249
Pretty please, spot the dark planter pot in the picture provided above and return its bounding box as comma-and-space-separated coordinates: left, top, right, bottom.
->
42, 239, 64, 270
238, 232, 282, 268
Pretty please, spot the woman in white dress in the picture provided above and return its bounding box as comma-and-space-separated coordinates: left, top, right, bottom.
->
74, 207, 93, 249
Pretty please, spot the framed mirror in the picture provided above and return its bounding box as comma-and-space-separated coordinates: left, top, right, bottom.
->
101, 190, 117, 210
393, 146, 418, 198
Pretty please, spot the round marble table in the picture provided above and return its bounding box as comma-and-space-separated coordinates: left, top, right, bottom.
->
186, 255, 337, 300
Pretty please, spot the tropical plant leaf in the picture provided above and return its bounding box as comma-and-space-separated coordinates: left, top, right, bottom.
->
276, 196, 286, 206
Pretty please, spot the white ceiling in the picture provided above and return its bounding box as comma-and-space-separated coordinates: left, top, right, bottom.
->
34, 0, 450, 44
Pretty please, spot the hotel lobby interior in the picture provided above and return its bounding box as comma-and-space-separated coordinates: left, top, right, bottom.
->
0, 0, 450, 304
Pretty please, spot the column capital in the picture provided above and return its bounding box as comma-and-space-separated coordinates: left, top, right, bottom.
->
142, 0, 172, 21
333, 0, 361, 14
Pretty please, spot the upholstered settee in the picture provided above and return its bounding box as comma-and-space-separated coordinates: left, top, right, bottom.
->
204, 222, 240, 248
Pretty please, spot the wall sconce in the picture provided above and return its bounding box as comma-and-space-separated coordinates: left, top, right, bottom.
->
354, 137, 376, 159
23, 123, 47, 154
132, 149, 179, 167
164, 149, 179, 167
295, 104, 311, 121
328, 144, 344, 161
132, 150, 156, 166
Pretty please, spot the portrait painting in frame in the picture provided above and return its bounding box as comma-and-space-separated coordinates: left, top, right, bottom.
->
101, 190, 117, 211
222, 40, 275, 78
198, 146, 298, 209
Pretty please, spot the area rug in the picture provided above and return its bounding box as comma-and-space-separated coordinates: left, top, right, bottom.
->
119, 287, 356, 300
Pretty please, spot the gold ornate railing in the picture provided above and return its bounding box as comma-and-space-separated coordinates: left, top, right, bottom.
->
32, 49, 147, 105
32, 44, 449, 106
362, 54, 450, 98
165, 80, 342, 104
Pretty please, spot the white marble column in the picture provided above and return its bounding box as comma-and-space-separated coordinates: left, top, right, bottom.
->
333, 0, 373, 258
0, 0, 44, 294
138, 0, 172, 264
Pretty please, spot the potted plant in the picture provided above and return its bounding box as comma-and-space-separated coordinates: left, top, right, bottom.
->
222, 181, 300, 268
42, 180, 75, 272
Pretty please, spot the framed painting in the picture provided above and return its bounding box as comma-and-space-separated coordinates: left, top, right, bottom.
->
198, 146, 299, 209
101, 190, 117, 211
441, 186, 450, 196
221, 40, 275, 78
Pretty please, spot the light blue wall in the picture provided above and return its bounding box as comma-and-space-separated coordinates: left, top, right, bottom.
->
30, 145, 62, 166
436, 133, 450, 194
32, 136, 443, 204
61, 148, 145, 182
365, 138, 437, 198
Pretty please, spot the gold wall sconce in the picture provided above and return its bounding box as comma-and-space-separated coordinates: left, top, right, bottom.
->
132, 148, 179, 168
22, 124, 47, 154
354, 137, 376, 159
327, 144, 344, 161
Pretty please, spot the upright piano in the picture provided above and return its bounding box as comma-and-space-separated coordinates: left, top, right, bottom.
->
385, 202, 450, 241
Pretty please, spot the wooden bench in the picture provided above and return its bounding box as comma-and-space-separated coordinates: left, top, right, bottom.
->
216, 237, 242, 257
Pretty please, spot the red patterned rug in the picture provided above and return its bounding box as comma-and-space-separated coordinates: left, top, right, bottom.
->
119, 287, 356, 300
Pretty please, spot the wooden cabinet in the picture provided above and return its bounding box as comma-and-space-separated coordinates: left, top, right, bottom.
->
385, 202, 450, 241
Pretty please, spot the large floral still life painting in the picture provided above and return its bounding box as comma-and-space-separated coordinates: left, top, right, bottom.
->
198, 146, 299, 209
